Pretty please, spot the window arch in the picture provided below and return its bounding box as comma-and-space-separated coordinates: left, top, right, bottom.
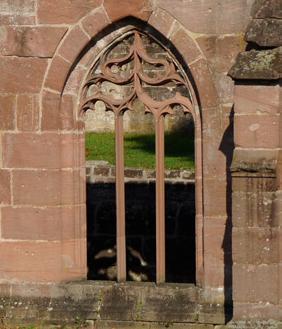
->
80, 28, 198, 283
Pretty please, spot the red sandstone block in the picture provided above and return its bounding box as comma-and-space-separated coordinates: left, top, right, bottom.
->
148, 8, 175, 38
37, 0, 102, 24
233, 227, 279, 265
203, 218, 228, 288
0, 0, 36, 25
81, 8, 109, 38
232, 191, 276, 228
233, 263, 279, 304
233, 302, 282, 321
214, 73, 234, 103
2, 132, 83, 169
197, 35, 245, 73
13, 169, 84, 206
0, 95, 15, 130
17, 94, 39, 131
104, 0, 152, 22
1, 205, 86, 240
189, 58, 218, 108
0, 57, 48, 93
204, 178, 227, 217
170, 27, 201, 65
234, 84, 280, 115
234, 114, 279, 148
155, 0, 252, 34
0, 169, 11, 205
0, 26, 67, 58
64, 65, 87, 95
45, 56, 71, 93
41, 91, 75, 130
0, 239, 87, 282
0, 15, 35, 25
58, 26, 90, 64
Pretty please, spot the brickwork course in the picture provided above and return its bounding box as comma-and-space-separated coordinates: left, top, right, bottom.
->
0, 0, 281, 327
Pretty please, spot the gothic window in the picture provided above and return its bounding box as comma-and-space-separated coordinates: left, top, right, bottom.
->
81, 29, 195, 283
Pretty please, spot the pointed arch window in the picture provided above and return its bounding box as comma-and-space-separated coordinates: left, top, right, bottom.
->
81, 30, 195, 283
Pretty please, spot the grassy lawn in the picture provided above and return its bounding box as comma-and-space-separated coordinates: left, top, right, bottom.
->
86, 132, 194, 169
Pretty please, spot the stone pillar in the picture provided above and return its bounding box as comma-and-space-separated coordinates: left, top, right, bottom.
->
229, 0, 282, 318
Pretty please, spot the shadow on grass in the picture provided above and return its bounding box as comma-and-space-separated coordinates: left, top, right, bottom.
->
86, 131, 194, 169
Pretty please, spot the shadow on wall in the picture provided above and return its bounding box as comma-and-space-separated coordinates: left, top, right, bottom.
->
86, 181, 195, 283
219, 106, 235, 322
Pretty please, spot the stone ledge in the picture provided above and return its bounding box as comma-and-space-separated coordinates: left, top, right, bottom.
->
0, 282, 226, 327
246, 18, 282, 47
231, 149, 278, 174
228, 47, 281, 80
86, 161, 195, 184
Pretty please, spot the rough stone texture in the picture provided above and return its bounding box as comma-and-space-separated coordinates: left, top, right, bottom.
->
37, 0, 103, 24
154, 0, 254, 34
251, 0, 282, 18
0, 282, 226, 326
246, 18, 282, 47
104, 0, 152, 22
1, 205, 86, 240
0, 169, 11, 205
0, 0, 280, 325
0, 0, 36, 25
0, 57, 48, 93
229, 48, 282, 80
0, 95, 15, 130
16, 94, 39, 131
0, 26, 67, 57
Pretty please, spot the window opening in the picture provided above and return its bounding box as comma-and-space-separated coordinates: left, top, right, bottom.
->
81, 29, 194, 283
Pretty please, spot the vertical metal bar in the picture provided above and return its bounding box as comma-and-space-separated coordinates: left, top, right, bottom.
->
115, 112, 126, 282
155, 114, 165, 284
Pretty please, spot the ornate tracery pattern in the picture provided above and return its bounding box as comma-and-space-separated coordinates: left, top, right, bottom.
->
81, 30, 194, 283
81, 30, 193, 117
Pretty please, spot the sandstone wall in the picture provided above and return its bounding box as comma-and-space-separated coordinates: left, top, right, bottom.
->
0, 0, 269, 325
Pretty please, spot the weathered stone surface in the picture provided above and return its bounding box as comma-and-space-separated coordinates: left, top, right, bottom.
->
246, 19, 282, 47
13, 169, 84, 206
0, 26, 67, 57
17, 94, 39, 131
234, 84, 280, 115
229, 48, 282, 80
251, 0, 282, 18
0, 169, 11, 205
231, 149, 278, 173
233, 227, 279, 264
2, 133, 83, 169
0, 94, 15, 130
104, 0, 152, 22
41, 92, 75, 130
196, 35, 245, 73
0, 0, 36, 25
81, 7, 110, 38
58, 26, 90, 64
234, 114, 279, 148
1, 205, 86, 240
0, 240, 86, 282
232, 190, 276, 228
37, 0, 103, 24
170, 27, 201, 65
233, 263, 279, 304
0, 57, 48, 93
148, 7, 175, 38
154, 0, 253, 34
44, 55, 71, 92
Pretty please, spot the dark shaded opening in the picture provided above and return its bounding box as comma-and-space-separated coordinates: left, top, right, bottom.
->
87, 180, 195, 283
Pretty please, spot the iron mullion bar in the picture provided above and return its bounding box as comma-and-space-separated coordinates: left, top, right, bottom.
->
156, 114, 165, 284
115, 112, 126, 282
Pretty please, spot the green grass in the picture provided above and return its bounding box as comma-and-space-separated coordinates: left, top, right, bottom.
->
86, 132, 194, 169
